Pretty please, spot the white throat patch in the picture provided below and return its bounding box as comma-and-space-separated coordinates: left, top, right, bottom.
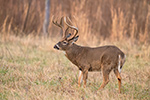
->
62, 51, 66, 55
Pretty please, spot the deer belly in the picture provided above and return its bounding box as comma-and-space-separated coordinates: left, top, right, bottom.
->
88, 64, 101, 71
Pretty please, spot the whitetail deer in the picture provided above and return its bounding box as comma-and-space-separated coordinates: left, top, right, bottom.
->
53, 16, 126, 93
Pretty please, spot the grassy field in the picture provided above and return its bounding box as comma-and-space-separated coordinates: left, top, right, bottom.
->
0, 35, 150, 100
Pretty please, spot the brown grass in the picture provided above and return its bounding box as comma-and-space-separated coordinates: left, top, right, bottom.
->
0, 35, 150, 100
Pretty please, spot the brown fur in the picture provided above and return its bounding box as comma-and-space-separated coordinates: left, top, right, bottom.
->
54, 42, 125, 93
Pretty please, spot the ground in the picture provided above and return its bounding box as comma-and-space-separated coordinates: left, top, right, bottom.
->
0, 35, 150, 100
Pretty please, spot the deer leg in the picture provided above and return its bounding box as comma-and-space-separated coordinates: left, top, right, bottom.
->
114, 69, 122, 93
83, 70, 88, 88
78, 70, 83, 87
98, 68, 110, 90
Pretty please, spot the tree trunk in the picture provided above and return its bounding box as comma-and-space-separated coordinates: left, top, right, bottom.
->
43, 0, 50, 37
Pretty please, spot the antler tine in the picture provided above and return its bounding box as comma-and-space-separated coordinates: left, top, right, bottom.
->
52, 16, 66, 38
64, 17, 78, 40
52, 16, 63, 29
67, 17, 78, 35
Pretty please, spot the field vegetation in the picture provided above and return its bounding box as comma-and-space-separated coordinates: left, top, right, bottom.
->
0, 0, 150, 100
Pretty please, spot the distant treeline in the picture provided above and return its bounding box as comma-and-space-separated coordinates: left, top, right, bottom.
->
0, 0, 150, 43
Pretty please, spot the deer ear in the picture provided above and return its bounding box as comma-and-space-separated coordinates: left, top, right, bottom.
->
73, 35, 79, 42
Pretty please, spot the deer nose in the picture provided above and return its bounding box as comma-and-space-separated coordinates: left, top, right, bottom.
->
54, 44, 59, 50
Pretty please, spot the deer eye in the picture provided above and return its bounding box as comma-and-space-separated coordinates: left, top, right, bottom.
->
62, 41, 68, 45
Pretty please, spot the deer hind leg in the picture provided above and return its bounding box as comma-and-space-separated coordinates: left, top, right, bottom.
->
83, 70, 88, 88
98, 69, 110, 91
78, 70, 83, 87
114, 69, 122, 93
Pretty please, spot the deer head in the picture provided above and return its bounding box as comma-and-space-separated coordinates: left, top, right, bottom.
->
53, 17, 79, 50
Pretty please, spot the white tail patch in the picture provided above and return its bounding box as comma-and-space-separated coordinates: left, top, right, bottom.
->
79, 70, 83, 84
124, 55, 126, 61
118, 55, 121, 73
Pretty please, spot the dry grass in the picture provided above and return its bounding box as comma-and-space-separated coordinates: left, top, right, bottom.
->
0, 1, 150, 99
0, 35, 150, 100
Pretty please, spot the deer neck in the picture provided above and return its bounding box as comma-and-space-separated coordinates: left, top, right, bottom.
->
64, 43, 83, 65
65, 43, 82, 56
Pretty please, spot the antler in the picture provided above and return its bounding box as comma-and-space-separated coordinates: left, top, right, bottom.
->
52, 16, 66, 38
64, 17, 78, 40
52, 16, 64, 29
52, 16, 79, 41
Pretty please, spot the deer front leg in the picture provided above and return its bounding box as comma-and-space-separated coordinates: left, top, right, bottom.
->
78, 70, 83, 87
83, 70, 88, 88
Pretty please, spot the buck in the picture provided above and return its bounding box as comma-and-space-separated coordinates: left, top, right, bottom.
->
53, 16, 126, 93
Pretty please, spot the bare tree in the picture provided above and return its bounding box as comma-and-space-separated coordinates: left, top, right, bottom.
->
43, 0, 50, 37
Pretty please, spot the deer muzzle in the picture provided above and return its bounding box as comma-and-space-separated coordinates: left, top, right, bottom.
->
54, 44, 60, 50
